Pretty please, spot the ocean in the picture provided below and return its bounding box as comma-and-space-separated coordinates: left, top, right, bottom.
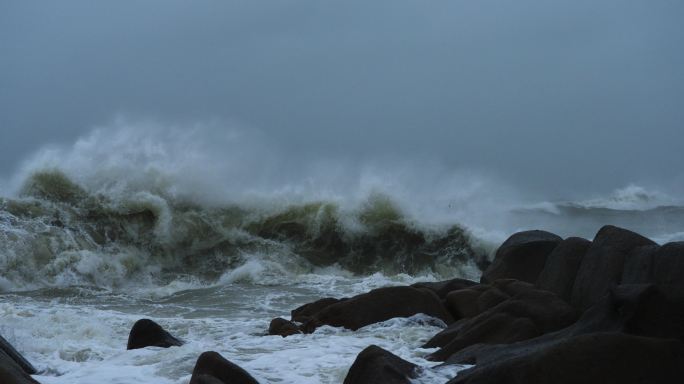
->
1, 129, 682, 383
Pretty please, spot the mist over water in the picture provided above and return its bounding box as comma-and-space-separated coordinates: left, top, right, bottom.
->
7, 119, 683, 233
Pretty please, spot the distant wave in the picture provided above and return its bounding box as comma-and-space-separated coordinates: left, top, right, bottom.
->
511, 186, 684, 242
567, 184, 681, 211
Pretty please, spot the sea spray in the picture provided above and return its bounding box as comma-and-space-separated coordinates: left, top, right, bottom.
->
0, 169, 485, 292
3, 123, 684, 292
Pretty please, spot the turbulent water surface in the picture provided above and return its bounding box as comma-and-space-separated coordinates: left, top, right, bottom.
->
1, 275, 468, 384
0, 168, 484, 383
2, 130, 683, 383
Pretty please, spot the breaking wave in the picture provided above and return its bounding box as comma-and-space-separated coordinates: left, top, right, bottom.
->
2, 121, 682, 292
0, 169, 486, 291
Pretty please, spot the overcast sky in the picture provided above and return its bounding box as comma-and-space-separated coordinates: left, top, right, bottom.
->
1, 0, 683, 197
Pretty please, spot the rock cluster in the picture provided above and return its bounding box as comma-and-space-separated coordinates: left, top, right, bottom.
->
264, 225, 684, 383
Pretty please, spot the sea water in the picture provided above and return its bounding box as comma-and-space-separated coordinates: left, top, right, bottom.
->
1, 273, 470, 384
2, 127, 682, 383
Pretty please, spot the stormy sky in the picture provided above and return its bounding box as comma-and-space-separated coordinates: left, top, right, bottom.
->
1, 0, 683, 198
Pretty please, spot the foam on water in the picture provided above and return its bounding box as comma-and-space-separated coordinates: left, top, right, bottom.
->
0, 176, 486, 292
0, 274, 471, 384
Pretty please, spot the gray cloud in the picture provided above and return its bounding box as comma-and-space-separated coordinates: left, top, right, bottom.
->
1, 0, 683, 197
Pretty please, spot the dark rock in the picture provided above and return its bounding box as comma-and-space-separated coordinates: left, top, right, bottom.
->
571, 226, 655, 310
303, 286, 454, 332
497, 230, 562, 250
423, 319, 469, 349
0, 335, 36, 375
619, 285, 684, 339
126, 319, 183, 350
190, 351, 259, 384
621, 245, 658, 284
446, 284, 665, 366
446, 280, 550, 321
490, 279, 534, 296
590, 225, 657, 252
291, 297, 345, 323
343, 345, 417, 384
190, 375, 225, 384
444, 282, 515, 321
572, 247, 627, 310
447, 333, 684, 384
428, 281, 577, 361
536, 237, 591, 301
652, 242, 684, 287
268, 318, 301, 337
474, 286, 509, 310
445, 287, 487, 319
481, 230, 562, 284
497, 282, 577, 332
0, 350, 40, 384
411, 278, 478, 299
429, 313, 541, 361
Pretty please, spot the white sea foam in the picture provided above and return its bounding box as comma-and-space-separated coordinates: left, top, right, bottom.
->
1, 274, 471, 384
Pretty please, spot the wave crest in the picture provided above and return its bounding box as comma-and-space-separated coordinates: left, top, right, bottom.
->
0, 170, 486, 291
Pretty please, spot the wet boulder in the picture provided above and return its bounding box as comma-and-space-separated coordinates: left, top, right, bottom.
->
0, 355, 40, 384
190, 351, 259, 384
0, 335, 36, 375
571, 226, 656, 310
126, 319, 183, 350
290, 297, 346, 323
444, 287, 489, 319
427, 281, 577, 361
536, 237, 591, 301
343, 345, 418, 384
446, 283, 677, 366
443, 281, 528, 321
618, 284, 684, 340
447, 333, 684, 384
303, 286, 453, 332
652, 242, 684, 288
423, 319, 470, 349
444, 280, 573, 330
428, 313, 541, 361
411, 278, 478, 299
268, 318, 301, 337
621, 245, 659, 284
481, 230, 562, 284
0, 335, 39, 384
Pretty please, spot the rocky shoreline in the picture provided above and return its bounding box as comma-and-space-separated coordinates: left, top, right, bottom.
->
3, 224, 683, 383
